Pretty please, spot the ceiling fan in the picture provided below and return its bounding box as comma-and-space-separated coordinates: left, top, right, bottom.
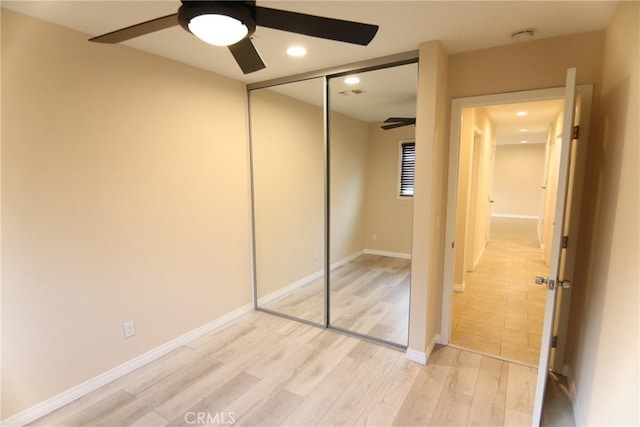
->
90, 1, 379, 75
381, 117, 416, 130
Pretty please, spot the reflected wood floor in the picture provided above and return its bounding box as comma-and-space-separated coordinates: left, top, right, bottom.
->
451, 218, 548, 365
30, 311, 539, 427
262, 254, 410, 346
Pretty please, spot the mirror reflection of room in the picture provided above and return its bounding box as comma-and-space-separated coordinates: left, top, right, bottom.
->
250, 78, 325, 325
329, 63, 417, 347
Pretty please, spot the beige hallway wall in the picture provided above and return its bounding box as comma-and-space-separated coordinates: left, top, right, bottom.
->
1, 10, 252, 418
453, 109, 474, 287
492, 143, 546, 218
466, 108, 495, 269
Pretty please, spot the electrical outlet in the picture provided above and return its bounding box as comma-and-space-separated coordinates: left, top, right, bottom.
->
372, 233, 377, 241
123, 320, 135, 338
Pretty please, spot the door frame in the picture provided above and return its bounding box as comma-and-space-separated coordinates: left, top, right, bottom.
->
440, 85, 593, 372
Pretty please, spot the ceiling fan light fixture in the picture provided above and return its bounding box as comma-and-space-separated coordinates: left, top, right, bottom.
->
188, 14, 248, 46
178, 2, 256, 47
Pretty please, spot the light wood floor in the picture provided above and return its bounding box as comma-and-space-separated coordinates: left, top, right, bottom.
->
262, 254, 410, 346
451, 218, 548, 365
30, 311, 539, 427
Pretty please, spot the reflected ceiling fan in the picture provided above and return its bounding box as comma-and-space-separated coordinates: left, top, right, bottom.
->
90, 1, 379, 74
381, 117, 416, 130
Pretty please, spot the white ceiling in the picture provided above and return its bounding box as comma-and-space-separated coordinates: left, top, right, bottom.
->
486, 99, 565, 145
3, 1, 609, 129
265, 62, 417, 123
2, 0, 618, 85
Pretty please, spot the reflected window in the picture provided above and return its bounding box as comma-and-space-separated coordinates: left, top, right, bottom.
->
398, 141, 415, 197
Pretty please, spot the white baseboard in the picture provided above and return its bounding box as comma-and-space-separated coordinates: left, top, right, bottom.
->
405, 348, 427, 365
332, 250, 365, 269
491, 213, 539, 220
425, 333, 441, 363
405, 334, 441, 366
473, 244, 485, 270
1, 303, 253, 427
258, 249, 408, 308
363, 249, 411, 259
257, 269, 325, 306
257, 250, 365, 307
564, 365, 584, 427
453, 282, 465, 292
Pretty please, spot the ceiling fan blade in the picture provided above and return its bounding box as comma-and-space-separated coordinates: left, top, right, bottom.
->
384, 117, 415, 124
228, 38, 266, 74
90, 13, 179, 44
255, 6, 378, 46
381, 122, 414, 130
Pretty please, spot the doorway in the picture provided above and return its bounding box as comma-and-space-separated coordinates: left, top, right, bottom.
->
444, 94, 568, 366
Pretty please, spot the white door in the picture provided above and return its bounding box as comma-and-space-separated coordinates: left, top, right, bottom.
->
531, 68, 578, 426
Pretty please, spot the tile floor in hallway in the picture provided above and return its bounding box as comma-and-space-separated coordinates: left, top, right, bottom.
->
451, 217, 549, 365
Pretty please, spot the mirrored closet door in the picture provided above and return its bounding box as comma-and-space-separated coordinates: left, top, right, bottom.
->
328, 63, 417, 346
249, 78, 325, 326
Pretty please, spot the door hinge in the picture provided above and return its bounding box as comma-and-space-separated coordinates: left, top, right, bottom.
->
562, 235, 569, 249
572, 125, 580, 139
451, 241, 455, 249
551, 336, 558, 348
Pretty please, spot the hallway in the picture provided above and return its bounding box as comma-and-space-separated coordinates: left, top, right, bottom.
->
450, 217, 548, 365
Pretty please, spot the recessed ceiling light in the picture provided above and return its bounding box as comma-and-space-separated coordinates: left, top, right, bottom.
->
521, 140, 528, 144
519, 128, 528, 132
344, 76, 360, 85
516, 111, 528, 116
286, 46, 307, 57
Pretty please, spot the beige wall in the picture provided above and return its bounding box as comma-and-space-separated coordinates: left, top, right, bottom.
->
251, 87, 370, 298
330, 112, 369, 263
492, 143, 546, 218
250, 88, 325, 297
1, 10, 252, 419
566, 2, 639, 425
453, 107, 495, 284
363, 123, 414, 255
449, 31, 605, 98
409, 40, 448, 356
465, 108, 495, 269
453, 109, 473, 286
